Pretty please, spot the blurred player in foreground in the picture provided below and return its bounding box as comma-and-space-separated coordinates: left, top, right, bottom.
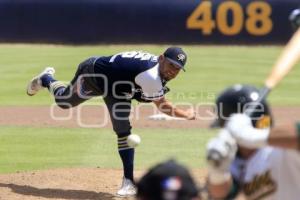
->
26, 47, 195, 197
137, 159, 200, 200
206, 84, 300, 200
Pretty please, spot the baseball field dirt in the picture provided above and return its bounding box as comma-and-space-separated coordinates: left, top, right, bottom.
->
0, 105, 298, 199
1, 105, 299, 128
0, 168, 207, 200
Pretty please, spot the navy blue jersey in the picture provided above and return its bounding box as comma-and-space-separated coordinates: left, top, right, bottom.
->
94, 51, 168, 102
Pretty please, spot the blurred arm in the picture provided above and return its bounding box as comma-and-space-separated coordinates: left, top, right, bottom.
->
206, 129, 238, 199
226, 114, 300, 150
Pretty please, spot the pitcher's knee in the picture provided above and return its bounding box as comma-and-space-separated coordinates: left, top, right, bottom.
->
78, 57, 97, 70
114, 125, 132, 137
116, 131, 131, 138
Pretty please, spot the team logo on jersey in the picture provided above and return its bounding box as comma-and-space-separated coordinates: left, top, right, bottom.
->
177, 54, 185, 61
243, 170, 277, 200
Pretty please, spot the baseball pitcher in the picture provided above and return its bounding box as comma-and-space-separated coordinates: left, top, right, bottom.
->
26, 47, 196, 197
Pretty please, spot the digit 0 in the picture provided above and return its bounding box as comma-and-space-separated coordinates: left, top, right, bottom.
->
217, 1, 243, 36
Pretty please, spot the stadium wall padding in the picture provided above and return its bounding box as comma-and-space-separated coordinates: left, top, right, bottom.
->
0, 0, 298, 44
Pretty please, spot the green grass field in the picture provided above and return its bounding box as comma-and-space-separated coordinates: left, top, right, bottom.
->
0, 126, 211, 173
1, 44, 300, 105
0, 44, 299, 174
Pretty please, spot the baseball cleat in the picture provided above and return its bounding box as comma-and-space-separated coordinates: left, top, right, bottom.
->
27, 67, 55, 96
116, 177, 137, 197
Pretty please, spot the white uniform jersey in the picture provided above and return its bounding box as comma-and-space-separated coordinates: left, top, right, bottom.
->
231, 147, 300, 200
135, 64, 164, 100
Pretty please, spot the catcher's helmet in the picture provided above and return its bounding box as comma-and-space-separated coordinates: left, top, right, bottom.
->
211, 84, 272, 128
289, 8, 300, 30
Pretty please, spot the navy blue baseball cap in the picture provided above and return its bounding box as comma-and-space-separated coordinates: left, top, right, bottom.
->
164, 47, 187, 71
137, 160, 199, 200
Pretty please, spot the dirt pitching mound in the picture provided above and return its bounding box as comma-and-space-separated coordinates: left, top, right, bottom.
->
0, 168, 207, 200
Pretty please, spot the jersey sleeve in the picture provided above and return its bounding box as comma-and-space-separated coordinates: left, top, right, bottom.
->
135, 66, 165, 101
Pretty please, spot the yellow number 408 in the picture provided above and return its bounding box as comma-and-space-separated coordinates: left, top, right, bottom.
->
186, 1, 273, 36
